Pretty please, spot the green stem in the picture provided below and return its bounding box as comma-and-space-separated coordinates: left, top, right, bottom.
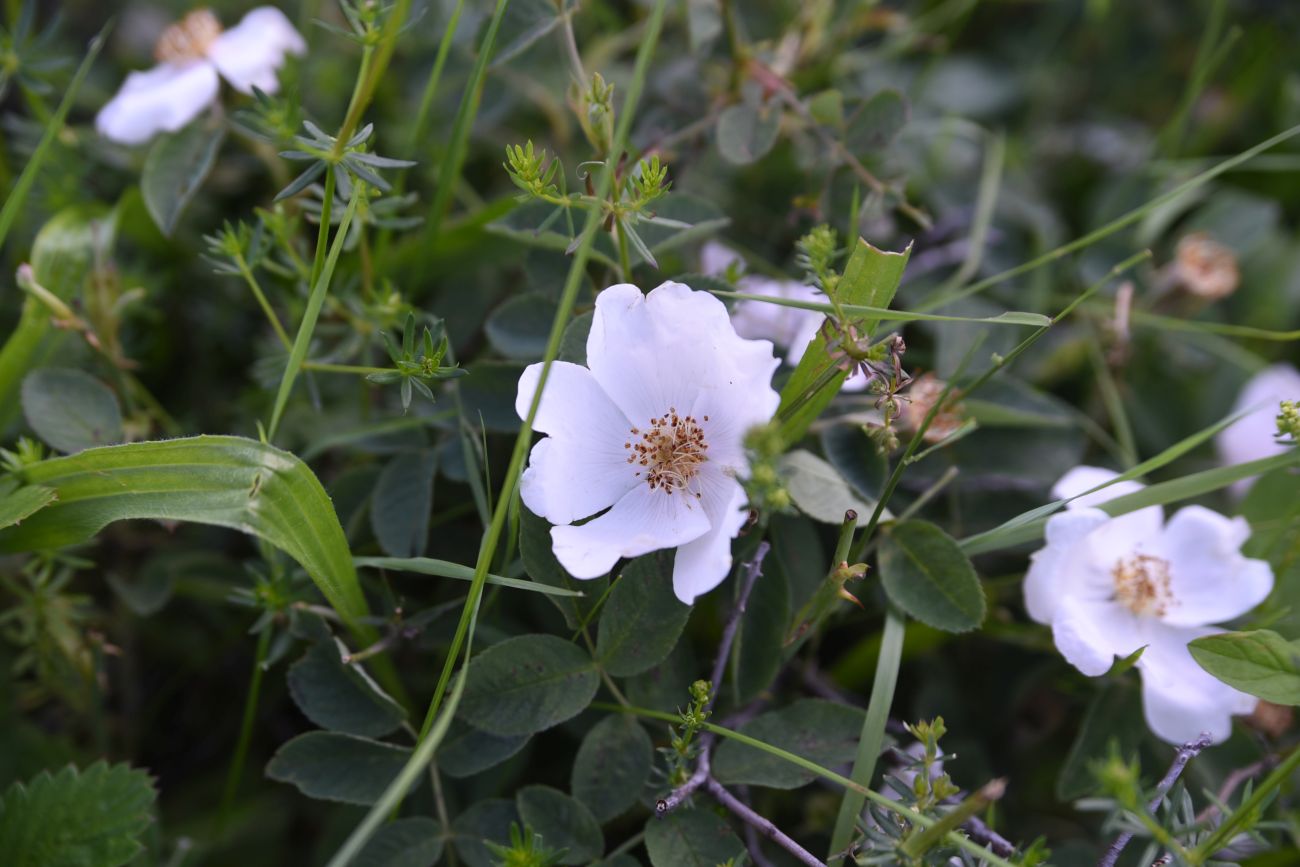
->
0, 23, 108, 251
425, 0, 513, 241
236, 257, 292, 350
616, 218, 634, 282
414, 0, 670, 744
1190, 744, 1300, 862
920, 122, 1300, 313
216, 626, 272, 834
407, 0, 467, 156
267, 169, 359, 440
331, 0, 413, 158
827, 607, 905, 860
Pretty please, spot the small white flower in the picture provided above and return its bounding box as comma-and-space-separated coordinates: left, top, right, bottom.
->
516, 281, 780, 604
1024, 466, 1274, 744
96, 6, 306, 145
700, 241, 867, 392
1216, 363, 1300, 494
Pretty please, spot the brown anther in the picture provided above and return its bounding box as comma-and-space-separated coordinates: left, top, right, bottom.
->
154, 8, 222, 63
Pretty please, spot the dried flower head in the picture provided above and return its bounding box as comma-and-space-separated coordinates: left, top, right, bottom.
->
1172, 232, 1239, 300
899, 373, 964, 443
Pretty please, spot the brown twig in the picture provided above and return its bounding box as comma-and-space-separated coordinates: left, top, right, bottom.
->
1098, 733, 1213, 867
707, 776, 828, 867
659, 543, 771, 815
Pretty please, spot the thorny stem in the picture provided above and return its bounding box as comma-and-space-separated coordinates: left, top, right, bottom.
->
658, 543, 771, 814
706, 777, 828, 867
1098, 733, 1212, 867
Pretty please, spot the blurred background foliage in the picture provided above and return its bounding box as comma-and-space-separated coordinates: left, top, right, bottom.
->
1, 0, 1299, 865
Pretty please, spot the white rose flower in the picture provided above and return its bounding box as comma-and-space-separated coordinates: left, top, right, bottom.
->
1215, 363, 1300, 494
700, 241, 867, 392
515, 281, 780, 604
96, 6, 306, 146
1024, 466, 1273, 744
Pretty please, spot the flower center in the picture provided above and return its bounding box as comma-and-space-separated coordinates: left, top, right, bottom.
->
625, 408, 709, 498
154, 9, 223, 63
1111, 553, 1174, 617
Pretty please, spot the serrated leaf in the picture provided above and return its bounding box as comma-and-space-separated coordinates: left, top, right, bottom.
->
644, 809, 743, 867
571, 715, 653, 822
516, 785, 604, 864
485, 292, 558, 360
351, 817, 443, 867
0, 436, 372, 629
459, 634, 599, 736
287, 638, 407, 737
716, 103, 781, 165
21, 368, 123, 454
878, 520, 985, 632
844, 89, 907, 153
142, 117, 225, 236
520, 507, 607, 627
451, 799, 520, 867
0, 761, 157, 867
265, 731, 411, 805
778, 449, 879, 526
0, 206, 115, 431
1057, 681, 1145, 801
712, 699, 866, 789
1189, 630, 1300, 706
437, 721, 530, 779
371, 449, 437, 558
595, 553, 692, 677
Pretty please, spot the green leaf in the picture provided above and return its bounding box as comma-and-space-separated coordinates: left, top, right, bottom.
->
878, 520, 985, 633
558, 310, 594, 366
1057, 681, 1145, 801
0, 482, 56, 531
350, 817, 443, 867
21, 368, 123, 454
844, 89, 907, 153
265, 731, 411, 806
820, 423, 888, 500
1189, 630, 1300, 706
370, 449, 437, 558
486, 292, 558, 360
451, 799, 520, 867
571, 715, 653, 822
520, 507, 607, 626
595, 553, 692, 677
0, 761, 156, 867
287, 638, 407, 738
716, 103, 781, 165
735, 558, 789, 704
515, 785, 604, 864
459, 634, 599, 736
0, 436, 371, 629
777, 238, 911, 443
0, 206, 115, 431
778, 449, 880, 526
437, 721, 530, 779
643, 809, 743, 867
141, 116, 225, 236
712, 699, 867, 789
